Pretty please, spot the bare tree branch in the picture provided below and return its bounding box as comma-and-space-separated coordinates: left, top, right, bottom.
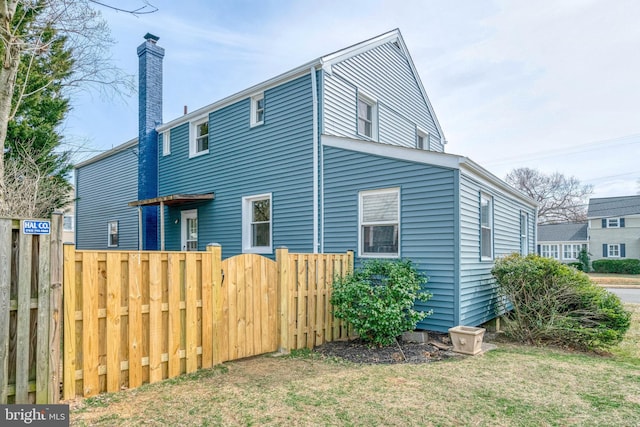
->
506, 167, 593, 225
89, 0, 157, 15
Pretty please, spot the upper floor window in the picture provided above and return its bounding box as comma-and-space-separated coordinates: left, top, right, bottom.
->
357, 92, 377, 140
242, 193, 272, 254
541, 244, 559, 259
359, 188, 399, 257
520, 212, 528, 255
63, 215, 74, 232
162, 130, 171, 156
190, 117, 209, 157
108, 221, 118, 247
416, 129, 430, 150
480, 194, 493, 260
606, 218, 620, 228
251, 93, 264, 127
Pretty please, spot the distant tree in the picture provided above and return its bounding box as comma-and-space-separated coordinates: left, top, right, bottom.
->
506, 167, 593, 225
2, 26, 73, 217
0, 0, 155, 215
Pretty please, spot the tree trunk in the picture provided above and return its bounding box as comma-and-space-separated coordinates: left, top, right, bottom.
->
0, 0, 20, 214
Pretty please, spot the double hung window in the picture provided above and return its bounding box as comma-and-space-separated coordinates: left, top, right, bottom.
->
480, 194, 493, 260
359, 188, 399, 257
541, 244, 559, 259
251, 93, 265, 127
357, 93, 377, 139
108, 221, 118, 247
242, 194, 272, 253
190, 117, 209, 157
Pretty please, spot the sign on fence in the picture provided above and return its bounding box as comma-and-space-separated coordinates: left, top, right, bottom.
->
22, 220, 51, 235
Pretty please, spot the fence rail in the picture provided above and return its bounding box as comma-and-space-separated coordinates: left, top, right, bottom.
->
63, 245, 354, 399
0, 214, 63, 404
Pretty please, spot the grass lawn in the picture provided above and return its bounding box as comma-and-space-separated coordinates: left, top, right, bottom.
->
588, 273, 640, 287
70, 304, 640, 427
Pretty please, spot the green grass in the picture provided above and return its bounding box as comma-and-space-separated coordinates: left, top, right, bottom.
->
70, 304, 640, 427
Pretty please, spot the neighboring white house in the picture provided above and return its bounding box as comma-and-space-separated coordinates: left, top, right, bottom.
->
587, 195, 640, 261
537, 223, 588, 263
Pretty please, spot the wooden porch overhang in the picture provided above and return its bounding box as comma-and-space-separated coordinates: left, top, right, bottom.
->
128, 193, 214, 250
128, 193, 214, 207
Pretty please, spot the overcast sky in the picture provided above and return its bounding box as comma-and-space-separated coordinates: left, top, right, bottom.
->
65, 0, 640, 199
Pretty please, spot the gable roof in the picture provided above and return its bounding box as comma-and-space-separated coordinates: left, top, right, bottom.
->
157, 29, 445, 141
587, 195, 640, 218
537, 223, 588, 242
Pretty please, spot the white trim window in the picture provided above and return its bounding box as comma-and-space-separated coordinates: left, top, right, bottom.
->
107, 221, 118, 247
359, 188, 399, 257
357, 92, 377, 140
606, 218, 620, 228
63, 214, 74, 232
480, 193, 493, 260
563, 244, 583, 260
189, 117, 209, 157
250, 93, 265, 127
242, 193, 272, 254
416, 129, 430, 150
608, 244, 620, 258
520, 212, 528, 255
162, 130, 171, 156
541, 244, 560, 260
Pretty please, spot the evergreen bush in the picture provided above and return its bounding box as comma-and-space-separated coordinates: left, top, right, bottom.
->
330, 259, 432, 346
592, 259, 640, 274
492, 254, 631, 350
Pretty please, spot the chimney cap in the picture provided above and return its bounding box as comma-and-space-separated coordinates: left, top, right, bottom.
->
144, 33, 160, 43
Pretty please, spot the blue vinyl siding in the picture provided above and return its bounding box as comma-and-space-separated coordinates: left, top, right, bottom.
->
323, 42, 443, 151
158, 74, 315, 258
75, 142, 139, 249
323, 146, 456, 332
458, 173, 536, 326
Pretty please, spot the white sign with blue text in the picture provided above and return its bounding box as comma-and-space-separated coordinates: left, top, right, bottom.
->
22, 220, 51, 235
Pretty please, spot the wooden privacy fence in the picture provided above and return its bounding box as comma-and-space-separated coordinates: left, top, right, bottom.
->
0, 214, 63, 404
63, 245, 354, 399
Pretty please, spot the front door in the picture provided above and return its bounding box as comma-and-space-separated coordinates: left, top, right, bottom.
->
181, 209, 198, 251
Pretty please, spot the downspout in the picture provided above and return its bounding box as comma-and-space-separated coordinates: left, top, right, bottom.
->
138, 206, 143, 250
310, 66, 319, 253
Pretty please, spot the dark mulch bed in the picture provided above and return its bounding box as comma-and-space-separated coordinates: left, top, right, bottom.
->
314, 332, 465, 364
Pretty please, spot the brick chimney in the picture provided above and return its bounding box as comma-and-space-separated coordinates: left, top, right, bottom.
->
137, 33, 164, 250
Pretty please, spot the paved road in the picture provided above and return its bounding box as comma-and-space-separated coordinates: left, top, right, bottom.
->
606, 287, 640, 304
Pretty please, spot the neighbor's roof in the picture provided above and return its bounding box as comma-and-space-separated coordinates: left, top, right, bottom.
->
537, 223, 588, 242
587, 195, 640, 218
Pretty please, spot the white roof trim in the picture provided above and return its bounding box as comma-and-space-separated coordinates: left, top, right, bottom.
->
75, 137, 138, 169
322, 134, 460, 169
321, 29, 401, 69
322, 134, 537, 208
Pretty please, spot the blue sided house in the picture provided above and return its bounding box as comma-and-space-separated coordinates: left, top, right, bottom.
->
75, 30, 537, 332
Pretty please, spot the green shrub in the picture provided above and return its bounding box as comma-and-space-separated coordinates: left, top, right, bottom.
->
592, 259, 640, 274
492, 254, 631, 350
330, 259, 432, 347
568, 262, 584, 271
578, 248, 591, 273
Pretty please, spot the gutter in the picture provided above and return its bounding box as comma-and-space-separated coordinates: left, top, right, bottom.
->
311, 66, 319, 253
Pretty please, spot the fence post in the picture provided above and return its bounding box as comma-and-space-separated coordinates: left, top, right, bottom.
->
0, 219, 11, 404
207, 244, 223, 365
276, 247, 290, 353
48, 212, 63, 403
62, 244, 76, 400
347, 250, 354, 273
